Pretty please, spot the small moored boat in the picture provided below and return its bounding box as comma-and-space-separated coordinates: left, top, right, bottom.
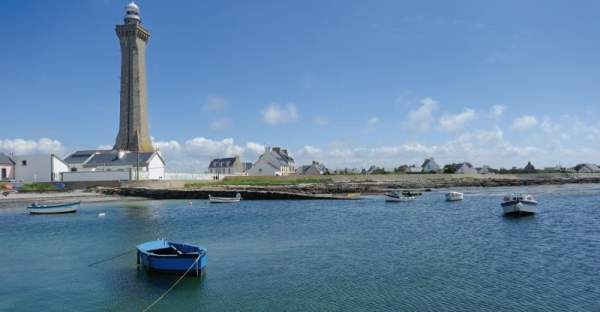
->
384, 192, 416, 202
209, 193, 241, 203
501, 194, 538, 216
136, 240, 207, 277
27, 201, 80, 214
445, 191, 464, 201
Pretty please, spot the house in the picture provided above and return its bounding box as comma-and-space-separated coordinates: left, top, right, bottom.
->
523, 161, 536, 173
208, 155, 244, 175
0, 153, 15, 181
12, 154, 69, 183
247, 147, 295, 176
455, 162, 477, 174
477, 165, 494, 175
242, 162, 253, 173
574, 163, 600, 173
421, 158, 440, 173
407, 165, 422, 173
62, 150, 165, 181
299, 161, 327, 175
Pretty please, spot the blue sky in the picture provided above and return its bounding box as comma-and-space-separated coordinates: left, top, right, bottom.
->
1, 0, 600, 171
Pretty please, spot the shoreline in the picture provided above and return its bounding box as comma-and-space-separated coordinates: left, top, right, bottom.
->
0, 191, 143, 208
106, 174, 600, 200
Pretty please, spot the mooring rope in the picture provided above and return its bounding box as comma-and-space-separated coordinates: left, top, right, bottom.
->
87, 249, 135, 267
142, 254, 201, 312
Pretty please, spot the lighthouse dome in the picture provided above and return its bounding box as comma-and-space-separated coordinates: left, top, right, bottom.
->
124, 1, 141, 23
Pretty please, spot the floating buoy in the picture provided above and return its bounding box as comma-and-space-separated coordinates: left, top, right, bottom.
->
98, 213, 106, 217
188, 201, 193, 206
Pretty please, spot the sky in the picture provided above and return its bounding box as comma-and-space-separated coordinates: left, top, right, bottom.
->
1, 0, 600, 172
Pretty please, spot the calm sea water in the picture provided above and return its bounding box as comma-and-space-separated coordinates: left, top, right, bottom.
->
1, 185, 600, 311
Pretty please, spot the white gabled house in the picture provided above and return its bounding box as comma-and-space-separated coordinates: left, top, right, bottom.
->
421, 158, 441, 173
62, 150, 165, 181
455, 162, 477, 174
299, 161, 327, 175
208, 155, 244, 175
11, 154, 69, 183
247, 147, 295, 176
0, 153, 15, 181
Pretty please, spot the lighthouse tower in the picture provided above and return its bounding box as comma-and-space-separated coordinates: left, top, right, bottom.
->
114, 1, 154, 152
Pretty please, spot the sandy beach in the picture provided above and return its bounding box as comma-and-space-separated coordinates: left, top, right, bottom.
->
0, 190, 142, 208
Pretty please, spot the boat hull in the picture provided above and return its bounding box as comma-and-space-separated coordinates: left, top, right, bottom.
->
137, 240, 207, 277
27, 202, 79, 214
445, 192, 464, 201
209, 195, 241, 203
501, 200, 537, 216
384, 195, 415, 202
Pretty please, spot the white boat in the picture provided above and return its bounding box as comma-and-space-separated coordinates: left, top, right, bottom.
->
445, 191, 464, 201
384, 192, 416, 202
209, 193, 241, 203
501, 194, 538, 216
27, 201, 80, 214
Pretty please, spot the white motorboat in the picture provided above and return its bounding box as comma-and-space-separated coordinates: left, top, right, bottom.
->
27, 201, 80, 214
501, 194, 538, 216
445, 191, 464, 201
209, 193, 241, 203
384, 192, 416, 202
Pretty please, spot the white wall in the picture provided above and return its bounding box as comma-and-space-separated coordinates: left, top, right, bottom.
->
0, 165, 14, 180
62, 171, 131, 182
13, 155, 69, 183
147, 154, 165, 180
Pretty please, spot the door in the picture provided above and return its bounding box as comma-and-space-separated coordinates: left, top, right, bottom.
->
1, 168, 6, 180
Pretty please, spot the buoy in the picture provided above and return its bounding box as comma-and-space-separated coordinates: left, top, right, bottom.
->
98, 213, 106, 217
188, 201, 193, 206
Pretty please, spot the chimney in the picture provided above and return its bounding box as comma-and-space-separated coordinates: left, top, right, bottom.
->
272, 147, 281, 154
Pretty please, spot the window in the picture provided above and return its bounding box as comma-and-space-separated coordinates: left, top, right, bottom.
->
21, 160, 27, 166
71, 167, 77, 172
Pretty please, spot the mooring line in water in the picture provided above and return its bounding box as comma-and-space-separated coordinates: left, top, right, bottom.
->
142, 255, 201, 312
87, 249, 135, 267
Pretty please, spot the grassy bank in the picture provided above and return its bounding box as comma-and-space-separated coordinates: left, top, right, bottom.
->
185, 176, 334, 188
18, 183, 63, 193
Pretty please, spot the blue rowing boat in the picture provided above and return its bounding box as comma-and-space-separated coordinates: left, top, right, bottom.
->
136, 240, 207, 277
27, 201, 80, 214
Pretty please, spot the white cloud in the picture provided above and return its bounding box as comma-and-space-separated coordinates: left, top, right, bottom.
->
490, 105, 505, 119
245, 142, 265, 155
261, 103, 298, 125
406, 97, 437, 132
97, 144, 113, 150
202, 96, 229, 111
367, 117, 380, 125
439, 108, 475, 132
0, 138, 65, 156
512, 115, 538, 130
152, 137, 245, 172
209, 118, 232, 131
312, 115, 329, 126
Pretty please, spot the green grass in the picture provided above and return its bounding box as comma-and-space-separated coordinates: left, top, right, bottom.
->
18, 183, 61, 192
185, 176, 334, 188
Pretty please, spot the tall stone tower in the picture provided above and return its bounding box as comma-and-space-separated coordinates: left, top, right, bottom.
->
113, 1, 154, 152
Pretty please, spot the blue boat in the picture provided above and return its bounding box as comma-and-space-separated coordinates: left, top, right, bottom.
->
27, 201, 80, 214
136, 240, 207, 277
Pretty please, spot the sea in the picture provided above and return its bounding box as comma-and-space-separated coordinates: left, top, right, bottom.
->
1, 184, 599, 311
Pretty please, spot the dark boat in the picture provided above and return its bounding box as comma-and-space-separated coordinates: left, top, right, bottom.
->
136, 240, 207, 277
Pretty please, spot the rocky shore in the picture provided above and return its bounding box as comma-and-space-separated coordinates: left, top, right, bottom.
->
102, 173, 600, 200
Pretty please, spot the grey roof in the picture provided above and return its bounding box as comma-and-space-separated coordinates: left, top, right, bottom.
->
421, 158, 439, 168
300, 163, 326, 174
63, 150, 107, 164
83, 151, 157, 167
270, 150, 294, 166
208, 157, 237, 168
0, 153, 15, 165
